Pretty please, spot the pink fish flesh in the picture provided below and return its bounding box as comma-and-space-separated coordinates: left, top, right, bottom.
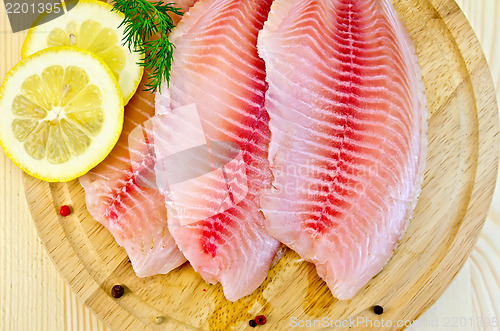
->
154, 0, 280, 301
258, 0, 427, 300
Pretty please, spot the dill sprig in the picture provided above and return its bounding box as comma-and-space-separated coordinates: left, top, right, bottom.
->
111, 0, 182, 92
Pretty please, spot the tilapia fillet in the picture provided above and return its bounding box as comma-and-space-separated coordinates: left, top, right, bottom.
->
79, 76, 186, 277
79, 0, 198, 278
258, 0, 427, 299
154, 0, 280, 301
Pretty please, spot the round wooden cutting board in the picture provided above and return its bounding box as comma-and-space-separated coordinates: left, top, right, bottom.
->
22, 0, 498, 330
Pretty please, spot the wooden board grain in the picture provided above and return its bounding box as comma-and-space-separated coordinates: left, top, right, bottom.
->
9, 0, 498, 330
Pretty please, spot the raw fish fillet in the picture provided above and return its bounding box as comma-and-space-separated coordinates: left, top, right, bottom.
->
80, 0, 198, 278
258, 0, 427, 299
169, 0, 199, 23
174, 0, 199, 12
80, 75, 186, 277
154, 0, 280, 301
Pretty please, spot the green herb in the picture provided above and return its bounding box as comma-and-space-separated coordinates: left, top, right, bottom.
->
111, 0, 182, 92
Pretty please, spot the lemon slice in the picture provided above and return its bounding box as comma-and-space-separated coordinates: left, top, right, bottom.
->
21, 0, 142, 104
0, 47, 124, 182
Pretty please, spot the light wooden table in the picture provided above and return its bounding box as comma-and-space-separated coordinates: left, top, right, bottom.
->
0, 1, 498, 330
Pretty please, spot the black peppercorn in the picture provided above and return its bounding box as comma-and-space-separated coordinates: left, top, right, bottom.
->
373, 305, 384, 315
249, 319, 257, 327
111, 284, 125, 298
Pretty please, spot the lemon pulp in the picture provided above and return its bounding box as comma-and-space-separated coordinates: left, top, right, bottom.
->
12, 65, 105, 164
46, 20, 126, 82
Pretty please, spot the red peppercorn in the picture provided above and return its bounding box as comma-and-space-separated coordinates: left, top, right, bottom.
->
255, 315, 267, 325
59, 205, 71, 217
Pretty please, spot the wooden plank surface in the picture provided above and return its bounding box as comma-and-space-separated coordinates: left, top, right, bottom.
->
0, 0, 498, 330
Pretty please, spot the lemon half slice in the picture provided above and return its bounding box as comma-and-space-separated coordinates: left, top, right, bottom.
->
0, 47, 124, 182
21, 0, 142, 104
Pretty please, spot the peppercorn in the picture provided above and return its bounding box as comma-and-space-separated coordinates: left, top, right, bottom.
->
249, 319, 257, 327
111, 284, 125, 298
59, 205, 71, 217
373, 305, 384, 315
255, 315, 267, 325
